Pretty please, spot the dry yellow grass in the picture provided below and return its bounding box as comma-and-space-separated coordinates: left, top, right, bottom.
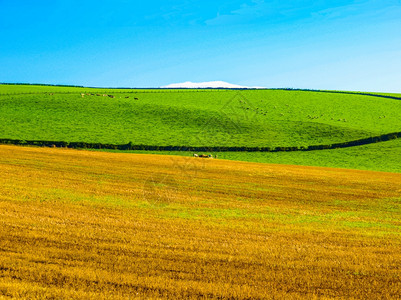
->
0, 145, 400, 299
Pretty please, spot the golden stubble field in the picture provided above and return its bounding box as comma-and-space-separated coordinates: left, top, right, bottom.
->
0, 145, 400, 299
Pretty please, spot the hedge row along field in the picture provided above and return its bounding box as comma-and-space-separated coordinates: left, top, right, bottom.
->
1, 130, 401, 152
1, 145, 401, 299
2, 83, 401, 100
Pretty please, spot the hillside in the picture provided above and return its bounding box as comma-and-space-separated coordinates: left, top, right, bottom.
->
1, 84, 401, 173
1, 145, 401, 298
1, 84, 401, 148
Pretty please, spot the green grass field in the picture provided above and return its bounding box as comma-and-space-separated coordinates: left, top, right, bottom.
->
1, 84, 401, 172
1, 84, 401, 147
109, 138, 401, 173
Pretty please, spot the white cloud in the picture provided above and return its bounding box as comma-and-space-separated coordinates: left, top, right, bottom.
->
161, 81, 265, 89
312, 0, 401, 21
205, 0, 269, 26
203, 0, 401, 26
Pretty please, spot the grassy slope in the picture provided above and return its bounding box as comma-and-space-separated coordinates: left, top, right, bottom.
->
1, 85, 401, 148
1, 84, 401, 173
1, 145, 401, 299
114, 138, 401, 173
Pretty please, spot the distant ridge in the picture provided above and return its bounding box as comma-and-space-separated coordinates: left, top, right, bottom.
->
161, 81, 265, 89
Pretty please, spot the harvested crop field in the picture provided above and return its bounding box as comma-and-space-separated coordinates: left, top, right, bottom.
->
0, 145, 400, 299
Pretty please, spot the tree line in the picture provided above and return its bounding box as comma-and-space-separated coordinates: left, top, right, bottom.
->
276, 88, 401, 101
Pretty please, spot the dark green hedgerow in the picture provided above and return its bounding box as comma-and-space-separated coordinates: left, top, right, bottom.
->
1, 131, 400, 152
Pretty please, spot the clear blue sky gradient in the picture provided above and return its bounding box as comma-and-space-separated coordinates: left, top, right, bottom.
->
1, 0, 401, 92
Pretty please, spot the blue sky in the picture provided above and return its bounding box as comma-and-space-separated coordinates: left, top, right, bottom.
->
1, 0, 401, 92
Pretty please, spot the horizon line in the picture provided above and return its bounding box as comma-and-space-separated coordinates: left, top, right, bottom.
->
1, 82, 400, 95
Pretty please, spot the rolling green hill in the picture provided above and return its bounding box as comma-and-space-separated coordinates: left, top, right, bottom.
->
1, 84, 401, 147
1, 84, 400, 172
